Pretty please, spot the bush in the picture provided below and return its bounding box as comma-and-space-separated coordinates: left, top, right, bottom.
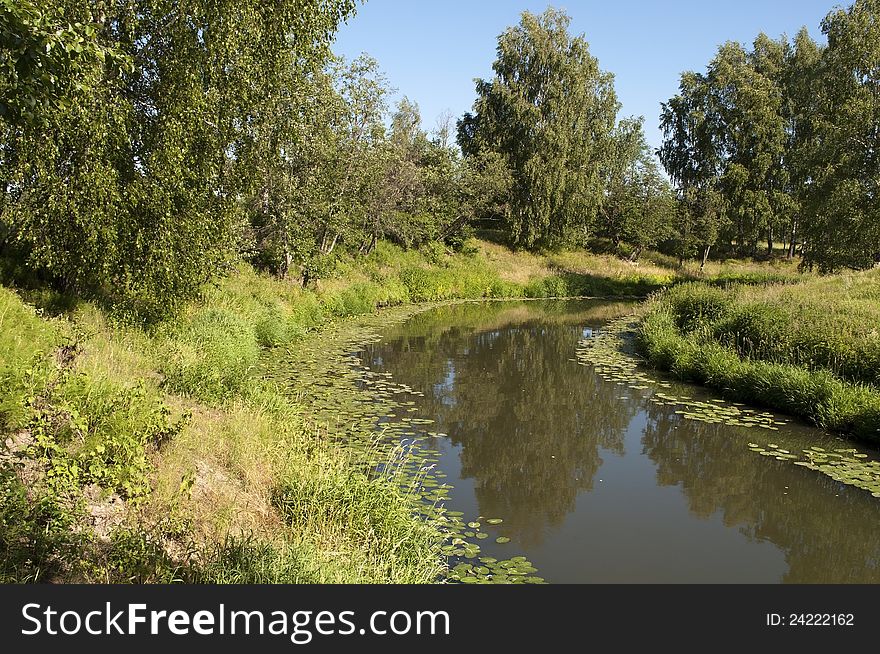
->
662, 283, 732, 333
52, 375, 184, 497
0, 468, 84, 583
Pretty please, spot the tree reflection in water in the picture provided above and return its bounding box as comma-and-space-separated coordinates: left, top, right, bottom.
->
364, 301, 638, 546
362, 300, 880, 582
641, 401, 880, 583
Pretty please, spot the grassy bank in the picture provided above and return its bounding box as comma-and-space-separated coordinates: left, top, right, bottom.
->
637, 270, 880, 443
0, 237, 804, 582
1, 263, 444, 583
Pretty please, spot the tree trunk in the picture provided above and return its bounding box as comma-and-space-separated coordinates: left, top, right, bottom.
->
365, 232, 378, 255
282, 249, 292, 280
279, 230, 292, 279
700, 244, 711, 271
766, 226, 773, 255
438, 215, 469, 241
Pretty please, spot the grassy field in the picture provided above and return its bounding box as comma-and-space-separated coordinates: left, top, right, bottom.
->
0, 237, 808, 582
637, 269, 880, 443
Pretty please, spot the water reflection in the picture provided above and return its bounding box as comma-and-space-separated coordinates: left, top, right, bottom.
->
364, 302, 636, 547
362, 300, 880, 582
642, 401, 880, 583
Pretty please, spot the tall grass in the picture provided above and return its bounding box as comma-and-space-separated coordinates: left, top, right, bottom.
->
0, 288, 62, 430
653, 272, 880, 386
1, 266, 444, 583
638, 271, 880, 443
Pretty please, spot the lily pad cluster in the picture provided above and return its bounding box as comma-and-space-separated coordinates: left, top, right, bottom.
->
748, 444, 880, 497
656, 395, 785, 430
265, 303, 545, 584
434, 513, 540, 583
575, 317, 784, 430
448, 557, 543, 584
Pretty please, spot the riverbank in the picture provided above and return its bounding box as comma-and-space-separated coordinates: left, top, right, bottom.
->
636, 271, 880, 444
0, 238, 803, 582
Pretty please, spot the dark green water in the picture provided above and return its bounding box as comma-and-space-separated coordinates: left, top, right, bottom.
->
359, 300, 880, 583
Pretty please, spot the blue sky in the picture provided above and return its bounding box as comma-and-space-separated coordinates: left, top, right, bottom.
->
333, 0, 847, 152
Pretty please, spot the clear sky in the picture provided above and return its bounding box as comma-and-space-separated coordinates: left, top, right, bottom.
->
332, 0, 848, 152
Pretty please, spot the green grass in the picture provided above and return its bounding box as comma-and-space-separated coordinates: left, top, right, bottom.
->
0, 236, 817, 583
637, 270, 880, 443
0, 287, 62, 430
1, 258, 448, 583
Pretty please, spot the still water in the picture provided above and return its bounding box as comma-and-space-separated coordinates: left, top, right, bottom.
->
359, 300, 880, 583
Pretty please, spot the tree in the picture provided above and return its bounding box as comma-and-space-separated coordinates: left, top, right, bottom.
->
1, 0, 356, 319
780, 28, 823, 259
660, 40, 787, 259
331, 54, 393, 258
600, 117, 645, 248
800, 0, 880, 271
659, 71, 726, 266
598, 116, 676, 259
458, 8, 619, 248
674, 187, 725, 269
710, 38, 786, 256
620, 155, 676, 261
240, 62, 344, 280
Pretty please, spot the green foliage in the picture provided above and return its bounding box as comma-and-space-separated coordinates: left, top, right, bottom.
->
0, 0, 128, 127
459, 8, 619, 248
800, 0, 880, 271
58, 376, 184, 496
521, 271, 665, 299
599, 117, 677, 258
27, 372, 185, 500
659, 283, 733, 332
659, 36, 789, 261
0, 287, 60, 429
0, 466, 85, 583
661, 0, 880, 270
1, 0, 356, 321
639, 272, 880, 442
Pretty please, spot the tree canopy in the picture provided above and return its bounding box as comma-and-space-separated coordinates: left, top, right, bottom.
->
660, 0, 880, 271
458, 8, 621, 248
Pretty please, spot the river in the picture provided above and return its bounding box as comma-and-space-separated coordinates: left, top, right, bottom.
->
357, 299, 880, 583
